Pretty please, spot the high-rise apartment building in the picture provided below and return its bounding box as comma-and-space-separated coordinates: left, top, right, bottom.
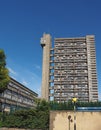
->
41, 34, 98, 102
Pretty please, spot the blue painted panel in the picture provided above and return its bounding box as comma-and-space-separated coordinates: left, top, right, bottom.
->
77, 107, 101, 111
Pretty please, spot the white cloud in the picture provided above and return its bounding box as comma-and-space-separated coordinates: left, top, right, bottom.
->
36, 65, 41, 70
98, 92, 101, 101
10, 76, 17, 80
8, 66, 41, 97
22, 80, 28, 86
34, 64, 41, 70
24, 69, 41, 81
8, 67, 17, 75
31, 73, 40, 80
37, 86, 41, 97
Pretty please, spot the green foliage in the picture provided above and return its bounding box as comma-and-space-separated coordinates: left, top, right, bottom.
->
77, 101, 101, 107
0, 112, 3, 127
0, 49, 10, 93
2, 99, 50, 129
50, 101, 101, 110
50, 100, 74, 110
36, 98, 50, 111
0, 50, 6, 66
1, 99, 101, 129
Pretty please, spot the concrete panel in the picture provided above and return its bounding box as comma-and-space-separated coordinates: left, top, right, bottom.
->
50, 111, 101, 130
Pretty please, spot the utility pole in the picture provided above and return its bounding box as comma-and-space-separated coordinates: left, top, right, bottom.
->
72, 97, 77, 130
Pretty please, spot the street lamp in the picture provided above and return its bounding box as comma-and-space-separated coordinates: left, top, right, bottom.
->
72, 97, 77, 130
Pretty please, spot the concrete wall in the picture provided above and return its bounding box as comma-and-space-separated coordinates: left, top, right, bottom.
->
41, 33, 52, 101
50, 111, 101, 130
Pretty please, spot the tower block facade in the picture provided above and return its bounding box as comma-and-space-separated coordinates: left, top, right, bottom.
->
41, 34, 98, 102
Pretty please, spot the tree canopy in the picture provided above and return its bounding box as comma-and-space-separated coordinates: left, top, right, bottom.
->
0, 49, 10, 93
1, 99, 50, 129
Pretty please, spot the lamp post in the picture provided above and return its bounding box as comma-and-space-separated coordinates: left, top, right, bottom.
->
72, 97, 77, 130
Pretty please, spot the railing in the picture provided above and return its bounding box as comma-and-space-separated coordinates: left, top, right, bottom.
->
77, 107, 101, 111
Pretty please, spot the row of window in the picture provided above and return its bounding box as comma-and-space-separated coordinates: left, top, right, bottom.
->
4, 94, 33, 105
54, 81, 88, 84
55, 42, 86, 46
54, 69, 87, 73
54, 84, 88, 88
9, 82, 32, 96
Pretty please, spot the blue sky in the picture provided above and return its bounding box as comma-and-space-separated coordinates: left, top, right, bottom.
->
0, 0, 101, 99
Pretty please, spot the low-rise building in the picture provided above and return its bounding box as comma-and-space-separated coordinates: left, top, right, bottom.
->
0, 77, 38, 112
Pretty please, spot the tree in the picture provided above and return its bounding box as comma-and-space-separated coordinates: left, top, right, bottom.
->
0, 49, 10, 93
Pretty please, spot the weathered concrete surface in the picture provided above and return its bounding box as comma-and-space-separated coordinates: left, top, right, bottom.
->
50, 111, 101, 130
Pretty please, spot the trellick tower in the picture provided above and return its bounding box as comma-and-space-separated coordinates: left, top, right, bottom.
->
40, 33, 52, 101
41, 34, 98, 102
